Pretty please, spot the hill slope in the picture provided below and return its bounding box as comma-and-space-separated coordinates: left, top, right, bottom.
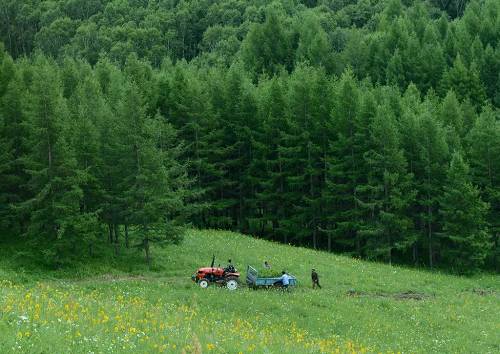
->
0, 230, 499, 353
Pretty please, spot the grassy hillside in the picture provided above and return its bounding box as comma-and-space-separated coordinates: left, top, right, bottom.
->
0, 230, 498, 353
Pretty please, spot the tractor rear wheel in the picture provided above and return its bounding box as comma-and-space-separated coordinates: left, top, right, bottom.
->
198, 279, 209, 289
225, 277, 238, 291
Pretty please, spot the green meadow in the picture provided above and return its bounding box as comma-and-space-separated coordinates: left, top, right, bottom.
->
1, 229, 498, 353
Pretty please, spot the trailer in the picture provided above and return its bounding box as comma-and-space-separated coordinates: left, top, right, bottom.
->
246, 265, 297, 288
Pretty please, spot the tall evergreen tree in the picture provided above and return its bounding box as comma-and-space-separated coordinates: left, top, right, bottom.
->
254, 77, 292, 242
467, 106, 500, 270
324, 70, 367, 255
415, 108, 449, 268
0, 62, 30, 235
440, 55, 486, 108
119, 83, 190, 265
286, 65, 331, 248
438, 152, 491, 273
241, 10, 292, 75
160, 65, 216, 228
22, 57, 97, 264
439, 90, 464, 151
357, 103, 415, 264
68, 75, 108, 254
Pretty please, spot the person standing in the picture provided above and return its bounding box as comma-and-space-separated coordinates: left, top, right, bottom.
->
311, 268, 321, 289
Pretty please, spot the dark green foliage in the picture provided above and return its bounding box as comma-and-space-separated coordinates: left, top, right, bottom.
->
0, 53, 30, 235
253, 77, 292, 242
357, 103, 416, 264
0, 0, 498, 272
466, 107, 500, 270
20, 57, 98, 264
0, 53, 190, 266
323, 70, 367, 255
241, 10, 292, 75
438, 152, 490, 272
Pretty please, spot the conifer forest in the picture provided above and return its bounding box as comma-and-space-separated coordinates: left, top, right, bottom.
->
0, 0, 499, 273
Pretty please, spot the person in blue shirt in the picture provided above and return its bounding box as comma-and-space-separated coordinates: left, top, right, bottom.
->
278, 271, 291, 289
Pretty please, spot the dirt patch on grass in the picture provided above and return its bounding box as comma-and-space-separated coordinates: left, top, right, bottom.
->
347, 289, 430, 300
394, 291, 428, 300
471, 288, 497, 296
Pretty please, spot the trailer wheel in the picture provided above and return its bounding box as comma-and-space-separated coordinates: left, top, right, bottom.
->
198, 279, 209, 289
225, 277, 238, 291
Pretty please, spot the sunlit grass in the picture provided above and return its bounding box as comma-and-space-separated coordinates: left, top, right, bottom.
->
0, 229, 498, 353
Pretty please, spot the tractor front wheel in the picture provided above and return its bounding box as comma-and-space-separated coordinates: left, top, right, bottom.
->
225, 277, 238, 291
198, 279, 209, 289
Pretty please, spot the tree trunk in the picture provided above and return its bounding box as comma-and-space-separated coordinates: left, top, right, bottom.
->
114, 224, 119, 255
428, 203, 433, 269
427, 166, 434, 269
108, 224, 113, 244
144, 238, 151, 268
388, 233, 392, 266
356, 230, 361, 257
494, 233, 499, 272
125, 224, 129, 249
328, 234, 332, 252
239, 191, 244, 232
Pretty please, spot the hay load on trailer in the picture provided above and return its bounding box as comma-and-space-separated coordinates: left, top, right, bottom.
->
246, 265, 297, 289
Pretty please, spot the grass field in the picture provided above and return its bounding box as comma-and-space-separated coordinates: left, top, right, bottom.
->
0, 229, 499, 353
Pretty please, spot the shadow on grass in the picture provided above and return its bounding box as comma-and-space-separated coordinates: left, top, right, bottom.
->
0, 239, 166, 284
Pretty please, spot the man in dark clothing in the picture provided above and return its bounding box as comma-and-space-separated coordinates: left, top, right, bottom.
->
225, 259, 235, 273
311, 269, 321, 289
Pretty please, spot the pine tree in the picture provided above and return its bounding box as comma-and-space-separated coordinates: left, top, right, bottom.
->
357, 103, 415, 264
419, 25, 445, 93
95, 64, 129, 252
68, 74, 108, 254
161, 65, 216, 228
324, 69, 367, 255
399, 85, 422, 264
254, 77, 292, 242
440, 55, 487, 108
217, 65, 259, 232
438, 152, 491, 273
286, 64, 331, 248
241, 10, 292, 75
22, 57, 96, 264
467, 106, 500, 270
295, 13, 332, 70
119, 83, 190, 265
0, 62, 30, 235
439, 90, 464, 151
386, 49, 406, 89
415, 106, 449, 268
481, 45, 500, 104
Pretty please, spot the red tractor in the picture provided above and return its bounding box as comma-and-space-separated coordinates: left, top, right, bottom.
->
191, 256, 240, 290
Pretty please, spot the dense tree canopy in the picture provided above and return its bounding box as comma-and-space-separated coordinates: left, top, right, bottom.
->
0, 0, 498, 272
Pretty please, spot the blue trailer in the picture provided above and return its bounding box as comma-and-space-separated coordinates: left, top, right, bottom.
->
246, 265, 297, 288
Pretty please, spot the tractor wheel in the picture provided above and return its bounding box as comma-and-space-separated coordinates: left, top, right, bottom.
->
198, 279, 209, 289
225, 277, 238, 291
